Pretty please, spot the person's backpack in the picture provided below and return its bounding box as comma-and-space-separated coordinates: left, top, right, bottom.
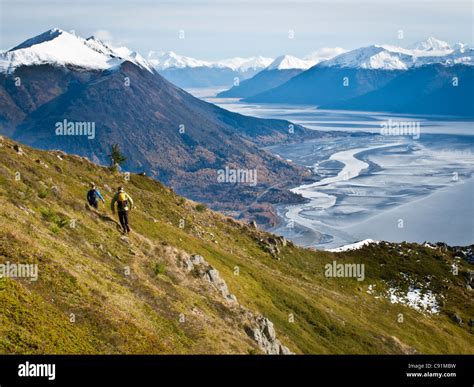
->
87, 189, 97, 205
117, 192, 129, 211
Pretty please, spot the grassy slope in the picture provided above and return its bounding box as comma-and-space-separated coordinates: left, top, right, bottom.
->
0, 137, 472, 354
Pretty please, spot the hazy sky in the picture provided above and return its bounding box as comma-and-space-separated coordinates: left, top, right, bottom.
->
1, 0, 472, 59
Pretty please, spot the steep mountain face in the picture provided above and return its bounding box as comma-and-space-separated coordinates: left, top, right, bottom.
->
246, 39, 473, 115
0, 138, 472, 354
0, 29, 324, 225
217, 69, 304, 98
0, 65, 97, 136
322, 64, 474, 116
217, 55, 313, 98
150, 51, 273, 88
246, 66, 403, 105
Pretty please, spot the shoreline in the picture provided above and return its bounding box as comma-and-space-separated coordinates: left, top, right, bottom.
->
342, 176, 474, 246
280, 143, 406, 247
269, 138, 474, 249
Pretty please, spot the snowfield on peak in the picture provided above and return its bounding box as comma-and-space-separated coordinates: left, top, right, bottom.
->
111, 46, 153, 72
148, 51, 213, 70
149, 51, 273, 72
318, 37, 472, 70
152, 51, 346, 72
0, 28, 154, 74
409, 36, 451, 52
217, 56, 274, 71
266, 55, 316, 70
319, 45, 415, 70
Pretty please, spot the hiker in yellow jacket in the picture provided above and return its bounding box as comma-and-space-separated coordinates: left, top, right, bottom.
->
111, 186, 134, 233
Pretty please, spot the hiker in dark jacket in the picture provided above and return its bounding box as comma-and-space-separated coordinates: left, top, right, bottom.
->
111, 186, 134, 233
87, 183, 105, 209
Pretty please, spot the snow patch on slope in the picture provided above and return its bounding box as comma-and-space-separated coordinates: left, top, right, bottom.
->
326, 239, 379, 252
387, 287, 440, 314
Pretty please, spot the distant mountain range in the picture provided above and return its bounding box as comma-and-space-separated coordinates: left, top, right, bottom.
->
217, 55, 315, 98
0, 28, 328, 225
317, 39, 473, 70
149, 48, 346, 89
149, 51, 273, 88
245, 38, 474, 116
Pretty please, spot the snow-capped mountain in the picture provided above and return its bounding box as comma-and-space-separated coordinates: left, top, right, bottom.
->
0, 28, 314, 216
217, 70, 303, 98
410, 37, 451, 52
217, 56, 273, 72
266, 55, 315, 70
413, 47, 474, 67
217, 55, 317, 98
149, 51, 273, 88
217, 49, 361, 98
151, 50, 348, 89
149, 51, 273, 72
149, 51, 212, 70
0, 28, 154, 74
245, 37, 473, 116
319, 37, 472, 70
319, 45, 415, 70
111, 46, 153, 72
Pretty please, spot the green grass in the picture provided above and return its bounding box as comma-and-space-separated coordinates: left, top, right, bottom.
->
0, 137, 472, 355
38, 188, 49, 199
153, 262, 166, 276
40, 208, 69, 231
195, 203, 207, 212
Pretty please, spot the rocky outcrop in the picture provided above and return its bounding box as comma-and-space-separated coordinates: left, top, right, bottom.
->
246, 315, 292, 355
386, 336, 418, 354
13, 144, 24, 155
435, 243, 474, 264
178, 252, 293, 354
258, 235, 289, 259
179, 254, 237, 303
453, 246, 474, 264
451, 313, 463, 325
